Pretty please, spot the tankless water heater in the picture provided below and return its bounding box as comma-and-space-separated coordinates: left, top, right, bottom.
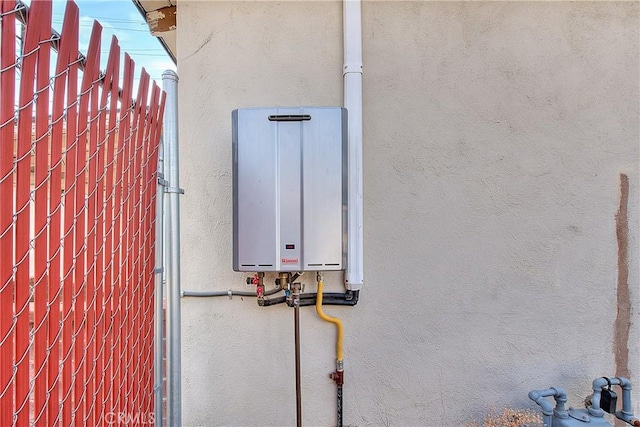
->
232, 107, 347, 272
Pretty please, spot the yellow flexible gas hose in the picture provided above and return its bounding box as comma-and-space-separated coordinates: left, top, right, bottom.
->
316, 279, 344, 362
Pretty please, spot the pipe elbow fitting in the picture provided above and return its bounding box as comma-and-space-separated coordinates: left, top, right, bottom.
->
593, 377, 609, 391
552, 387, 567, 402
529, 389, 554, 415
528, 390, 541, 401
617, 377, 632, 390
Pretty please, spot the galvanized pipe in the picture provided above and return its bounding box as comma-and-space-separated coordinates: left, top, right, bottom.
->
181, 285, 283, 298
153, 133, 165, 426
337, 385, 343, 427
294, 301, 302, 427
162, 70, 182, 427
292, 283, 302, 427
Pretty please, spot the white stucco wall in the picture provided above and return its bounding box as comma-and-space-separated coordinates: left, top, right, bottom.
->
176, 2, 639, 426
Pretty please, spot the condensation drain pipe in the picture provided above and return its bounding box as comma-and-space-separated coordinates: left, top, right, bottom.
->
344, 0, 364, 291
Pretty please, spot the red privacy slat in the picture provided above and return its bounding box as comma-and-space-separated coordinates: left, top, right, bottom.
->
15, 1, 53, 424
32, 2, 53, 424
140, 83, 161, 415
0, 1, 166, 424
53, 3, 80, 427
94, 35, 120, 425
83, 22, 101, 426
122, 61, 135, 417
105, 39, 121, 420
132, 70, 150, 415
47, 1, 79, 424
114, 53, 135, 418
145, 90, 163, 416
72, 21, 101, 427
123, 67, 149, 417
0, 0, 16, 425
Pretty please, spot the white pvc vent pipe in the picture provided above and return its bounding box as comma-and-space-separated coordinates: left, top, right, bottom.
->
344, 0, 364, 290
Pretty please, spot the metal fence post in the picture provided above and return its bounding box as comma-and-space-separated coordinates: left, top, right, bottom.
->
154, 135, 166, 426
162, 70, 182, 426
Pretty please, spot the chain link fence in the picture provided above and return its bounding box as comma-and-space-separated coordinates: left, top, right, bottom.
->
0, 0, 166, 425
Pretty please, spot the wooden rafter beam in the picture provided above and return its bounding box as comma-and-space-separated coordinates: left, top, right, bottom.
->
146, 6, 176, 35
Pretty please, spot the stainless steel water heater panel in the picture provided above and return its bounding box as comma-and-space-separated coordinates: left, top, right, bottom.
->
232, 107, 347, 272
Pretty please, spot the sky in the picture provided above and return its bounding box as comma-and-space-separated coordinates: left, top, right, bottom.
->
48, 0, 176, 90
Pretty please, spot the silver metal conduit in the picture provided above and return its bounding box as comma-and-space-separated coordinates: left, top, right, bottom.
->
163, 70, 182, 426
181, 285, 283, 298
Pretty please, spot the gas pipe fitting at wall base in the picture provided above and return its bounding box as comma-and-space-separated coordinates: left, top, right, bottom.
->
330, 359, 344, 386
330, 370, 344, 386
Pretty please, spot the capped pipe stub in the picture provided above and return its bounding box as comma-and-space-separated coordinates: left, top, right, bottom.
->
162, 69, 179, 81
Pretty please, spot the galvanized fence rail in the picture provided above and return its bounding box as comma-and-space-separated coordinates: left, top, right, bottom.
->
0, 0, 166, 425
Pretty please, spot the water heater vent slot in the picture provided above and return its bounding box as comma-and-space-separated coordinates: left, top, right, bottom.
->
268, 114, 311, 122
307, 263, 340, 267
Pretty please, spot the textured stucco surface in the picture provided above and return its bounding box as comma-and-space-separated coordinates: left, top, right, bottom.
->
176, 2, 639, 426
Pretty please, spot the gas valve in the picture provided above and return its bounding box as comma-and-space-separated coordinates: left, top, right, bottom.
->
247, 273, 265, 306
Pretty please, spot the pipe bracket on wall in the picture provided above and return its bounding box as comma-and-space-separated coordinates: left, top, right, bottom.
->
165, 186, 185, 194
343, 62, 362, 75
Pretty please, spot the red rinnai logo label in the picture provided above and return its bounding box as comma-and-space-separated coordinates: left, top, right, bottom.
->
281, 258, 299, 264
